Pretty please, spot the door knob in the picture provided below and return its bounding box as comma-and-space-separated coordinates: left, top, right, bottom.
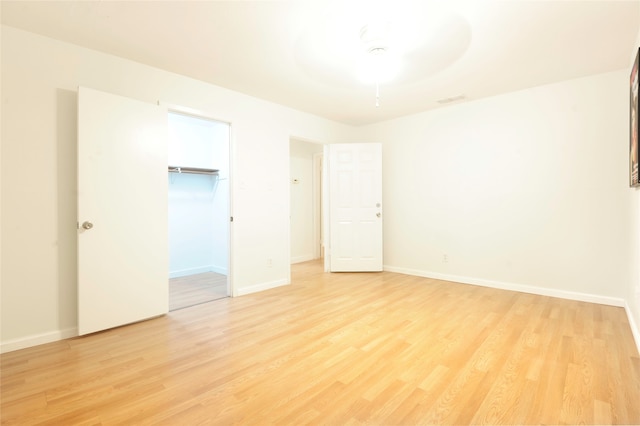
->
376, 212, 381, 218
82, 221, 94, 230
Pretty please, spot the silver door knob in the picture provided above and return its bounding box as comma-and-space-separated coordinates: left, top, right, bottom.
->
82, 221, 93, 230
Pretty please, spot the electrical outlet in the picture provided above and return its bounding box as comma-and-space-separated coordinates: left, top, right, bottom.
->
443, 254, 448, 263
266, 258, 273, 268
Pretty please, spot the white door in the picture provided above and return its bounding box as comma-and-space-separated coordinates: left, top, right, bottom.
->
78, 87, 168, 335
328, 143, 383, 272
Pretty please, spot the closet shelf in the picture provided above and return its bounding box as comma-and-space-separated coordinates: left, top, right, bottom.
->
168, 166, 219, 175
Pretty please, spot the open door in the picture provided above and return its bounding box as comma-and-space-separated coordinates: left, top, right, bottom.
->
77, 87, 168, 335
328, 143, 383, 272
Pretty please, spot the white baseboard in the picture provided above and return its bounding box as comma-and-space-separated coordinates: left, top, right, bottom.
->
6, 270, 636, 357
291, 254, 315, 264
383, 265, 626, 308
624, 301, 640, 356
234, 278, 289, 297
1, 327, 78, 354
209, 264, 228, 275
169, 265, 227, 278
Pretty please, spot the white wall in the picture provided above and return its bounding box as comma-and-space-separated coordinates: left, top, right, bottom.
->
168, 174, 220, 277
2, 23, 638, 353
0, 26, 355, 351
627, 29, 640, 350
290, 139, 324, 263
168, 113, 229, 277
359, 70, 632, 306
168, 112, 227, 169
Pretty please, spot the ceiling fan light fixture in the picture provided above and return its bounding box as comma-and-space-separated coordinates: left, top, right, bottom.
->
368, 46, 387, 55
359, 21, 391, 54
357, 52, 401, 85
357, 21, 402, 106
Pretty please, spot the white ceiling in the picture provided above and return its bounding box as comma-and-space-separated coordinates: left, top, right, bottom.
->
2, 0, 639, 125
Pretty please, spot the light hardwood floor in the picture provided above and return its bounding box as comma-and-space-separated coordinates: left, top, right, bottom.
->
2, 260, 639, 425
169, 272, 228, 311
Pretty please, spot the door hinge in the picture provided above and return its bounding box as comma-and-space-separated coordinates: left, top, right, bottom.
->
230, 216, 234, 222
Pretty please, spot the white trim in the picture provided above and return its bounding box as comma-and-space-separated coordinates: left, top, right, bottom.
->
312, 152, 323, 260
210, 264, 228, 275
323, 144, 331, 273
1, 328, 77, 354
291, 254, 316, 264
624, 301, 640, 356
234, 279, 289, 296
383, 265, 626, 307
158, 102, 231, 126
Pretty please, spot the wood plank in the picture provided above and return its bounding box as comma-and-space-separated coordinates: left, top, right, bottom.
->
169, 271, 227, 311
1, 260, 639, 425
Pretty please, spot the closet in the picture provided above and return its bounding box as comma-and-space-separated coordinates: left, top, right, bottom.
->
167, 112, 230, 310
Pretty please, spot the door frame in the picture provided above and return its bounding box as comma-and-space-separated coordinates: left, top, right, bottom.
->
162, 102, 235, 297
289, 141, 383, 273
322, 144, 331, 272
312, 151, 323, 260
288, 138, 326, 281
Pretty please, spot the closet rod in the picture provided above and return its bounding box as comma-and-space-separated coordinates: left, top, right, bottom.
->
168, 166, 219, 175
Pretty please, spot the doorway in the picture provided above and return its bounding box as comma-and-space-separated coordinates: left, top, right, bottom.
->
168, 112, 231, 310
289, 141, 384, 273
289, 139, 324, 266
